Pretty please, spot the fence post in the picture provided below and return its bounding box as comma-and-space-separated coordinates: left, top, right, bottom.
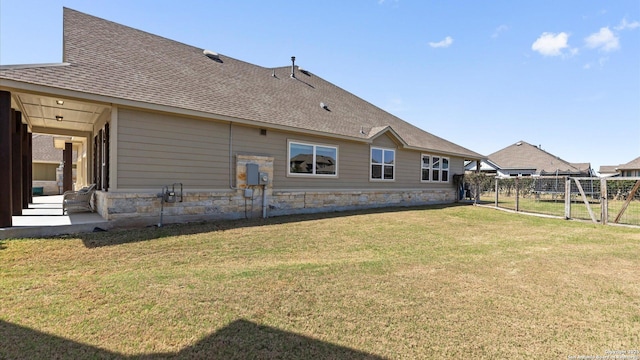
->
601, 178, 607, 225
495, 178, 499, 207
474, 177, 479, 205
515, 177, 519, 212
564, 177, 571, 220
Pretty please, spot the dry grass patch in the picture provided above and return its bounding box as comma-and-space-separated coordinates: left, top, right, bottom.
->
1, 205, 639, 359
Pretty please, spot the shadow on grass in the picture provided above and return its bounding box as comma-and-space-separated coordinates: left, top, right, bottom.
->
79, 203, 470, 248
0, 319, 385, 359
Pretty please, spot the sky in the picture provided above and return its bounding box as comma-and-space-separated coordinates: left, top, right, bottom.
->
1, 0, 639, 172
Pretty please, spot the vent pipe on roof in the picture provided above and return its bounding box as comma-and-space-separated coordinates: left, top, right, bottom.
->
290, 56, 296, 78
204, 49, 222, 63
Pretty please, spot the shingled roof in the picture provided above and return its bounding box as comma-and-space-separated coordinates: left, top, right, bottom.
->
0, 8, 482, 159
488, 141, 591, 175
31, 134, 62, 163
617, 156, 640, 170
31, 134, 77, 163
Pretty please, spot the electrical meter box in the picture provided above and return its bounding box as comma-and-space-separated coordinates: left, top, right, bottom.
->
259, 172, 269, 185
163, 191, 176, 203
246, 163, 259, 185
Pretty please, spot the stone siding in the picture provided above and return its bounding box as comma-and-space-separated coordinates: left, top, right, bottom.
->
95, 154, 456, 226
32, 180, 60, 196
95, 188, 455, 227
269, 189, 454, 216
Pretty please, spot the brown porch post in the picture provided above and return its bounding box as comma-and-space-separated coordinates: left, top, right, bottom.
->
27, 132, 33, 203
22, 123, 30, 208
11, 109, 22, 216
0, 91, 12, 227
63, 142, 73, 192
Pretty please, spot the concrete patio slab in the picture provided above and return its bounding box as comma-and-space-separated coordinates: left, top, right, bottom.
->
0, 195, 109, 239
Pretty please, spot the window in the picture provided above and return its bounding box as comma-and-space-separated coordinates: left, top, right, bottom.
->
421, 154, 449, 182
288, 141, 337, 176
371, 147, 395, 180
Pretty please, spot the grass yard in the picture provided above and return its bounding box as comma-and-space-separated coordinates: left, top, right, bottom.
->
480, 193, 640, 226
1, 205, 639, 359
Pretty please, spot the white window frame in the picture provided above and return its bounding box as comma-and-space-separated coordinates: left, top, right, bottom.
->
287, 140, 338, 177
421, 154, 450, 183
370, 147, 395, 181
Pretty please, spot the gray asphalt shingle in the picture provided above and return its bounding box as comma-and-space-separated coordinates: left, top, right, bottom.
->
0, 8, 482, 159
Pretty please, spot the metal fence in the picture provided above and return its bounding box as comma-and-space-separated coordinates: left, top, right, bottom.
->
476, 176, 640, 227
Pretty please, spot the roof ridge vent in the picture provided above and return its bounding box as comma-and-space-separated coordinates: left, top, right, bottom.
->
203, 49, 223, 63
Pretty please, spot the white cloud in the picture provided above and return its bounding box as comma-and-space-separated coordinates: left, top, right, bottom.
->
492, 25, 509, 38
531, 32, 570, 56
582, 57, 608, 70
429, 36, 453, 48
585, 27, 619, 52
614, 17, 640, 31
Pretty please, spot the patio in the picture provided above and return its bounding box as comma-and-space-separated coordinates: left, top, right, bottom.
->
0, 195, 107, 239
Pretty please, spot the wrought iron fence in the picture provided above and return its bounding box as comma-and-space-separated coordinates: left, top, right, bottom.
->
474, 175, 640, 227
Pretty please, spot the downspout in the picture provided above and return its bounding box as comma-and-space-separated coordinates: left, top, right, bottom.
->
262, 184, 267, 218
229, 122, 237, 190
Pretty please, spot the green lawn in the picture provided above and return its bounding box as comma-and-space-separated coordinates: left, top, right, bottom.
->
1, 205, 639, 359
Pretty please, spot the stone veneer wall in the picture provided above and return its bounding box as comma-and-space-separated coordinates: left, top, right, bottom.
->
33, 181, 60, 196
95, 154, 455, 226
269, 188, 454, 216
96, 188, 454, 227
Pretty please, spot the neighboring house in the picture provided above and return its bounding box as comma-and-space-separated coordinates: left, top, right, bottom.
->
617, 157, 640, 177
32, 134, 80, 195
598, 165, 620, 178
0, 8, 482, 226
601, 157, 640, 177
465, 141, 592, 177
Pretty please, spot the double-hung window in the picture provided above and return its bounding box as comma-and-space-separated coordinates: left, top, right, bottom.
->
288, 140, 337, 176
371, 147, 395, 181
421, 154, 449, 182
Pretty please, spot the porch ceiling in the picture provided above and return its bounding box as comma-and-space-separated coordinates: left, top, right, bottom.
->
12, 92, 109, 134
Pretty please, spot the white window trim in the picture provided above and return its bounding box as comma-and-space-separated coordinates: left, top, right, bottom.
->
421, 154, 450, 183
370, 146, 396, 181
287, 140, 338, 177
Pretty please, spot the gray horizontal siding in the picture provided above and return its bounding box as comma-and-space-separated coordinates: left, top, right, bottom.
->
117, 109, 230, 189
116, 108, 464, 191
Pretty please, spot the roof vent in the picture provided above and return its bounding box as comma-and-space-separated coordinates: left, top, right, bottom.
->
320, 102, 329, 111
291, 56, 296, 78
299, 67, 311, 76
516, 142, 522, 146
203, 49, 223, 63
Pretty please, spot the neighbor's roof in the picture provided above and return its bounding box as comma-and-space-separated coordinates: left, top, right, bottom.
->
32, 134, 62, 163
31, 134, 77, 163
617, 156, 640, 170
487, 141, 590, 175
598, 165, 619, 174
0, 8, 482, 160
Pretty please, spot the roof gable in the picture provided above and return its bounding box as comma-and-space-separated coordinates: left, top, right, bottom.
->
367, 126, 408, 147
1, 8, 483, 160
488, 141, 590, 175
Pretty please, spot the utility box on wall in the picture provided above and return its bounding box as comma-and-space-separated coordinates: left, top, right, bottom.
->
259, 172, 269, 185
246, 163, 259, 186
